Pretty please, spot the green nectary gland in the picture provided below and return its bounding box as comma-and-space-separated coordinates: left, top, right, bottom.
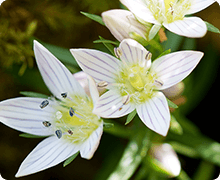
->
115, 64, 157, 104
52, 95, 100, 144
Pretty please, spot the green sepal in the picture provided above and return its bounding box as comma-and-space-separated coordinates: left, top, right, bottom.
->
20, 91, 49, 98
156, 49, 171, 59
103, 122, 114, 129
129, 32, 149, 46
80, 12, 105, 26
166, 98, 178, 109
205, 21, 220, 34
125, 109, 137, 125
19, 133, 48, 138
63, 151, 80, 167
170, 115, 183, 135
148, 24, 162, 40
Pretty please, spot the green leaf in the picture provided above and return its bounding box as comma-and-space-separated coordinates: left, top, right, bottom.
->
166, 98, 178, 109
107, 129, 152, 180
93, 39, 119, 46
98, 36, 115, 55
129, 32, 149, 46
20, 91, 49, 98
80, 12, 105, 26
19, 133, 48, 138
63, 151, 79, 167
205, 21, 220, 34
125, 109, 137, 125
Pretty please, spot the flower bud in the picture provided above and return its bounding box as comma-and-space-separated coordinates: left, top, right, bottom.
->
162, 82, 184, 100
148, 143, 181, 177
102, 9, 151, 42
73, 71, 106, 97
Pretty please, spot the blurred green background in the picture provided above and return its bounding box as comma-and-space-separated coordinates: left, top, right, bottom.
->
0, 0, 220, 179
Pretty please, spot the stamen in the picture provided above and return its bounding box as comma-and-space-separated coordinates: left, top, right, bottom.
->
69, 107, 75, 117
97, 81, 108, 88
67, 129, 73, 135
40, 100, 49, 109
114, 47, 122, 58
122, 95, 130, 105
154, 79, 164, 87
42, 121, 51, 127
55, 130, 62, 139
61, 92, 67, 98
145, 51, 152, 61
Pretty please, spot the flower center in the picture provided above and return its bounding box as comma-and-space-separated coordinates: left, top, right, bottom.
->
41, 94, 101, 144
114, 64, 160, 104
147, 0, 191, 23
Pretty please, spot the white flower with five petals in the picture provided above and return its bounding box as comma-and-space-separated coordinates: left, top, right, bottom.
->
0, 41, 103, 177
70, 39, 203, 136
120, 0, 218, 38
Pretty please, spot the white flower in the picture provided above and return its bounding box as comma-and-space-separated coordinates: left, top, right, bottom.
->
120, 0, 218, 38
0, 41, 103, 177
102, 9, 151, 41
70, 39, 203, 136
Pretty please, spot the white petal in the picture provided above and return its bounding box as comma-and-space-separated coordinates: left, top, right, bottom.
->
93, 90, 135, 118
34, 40, 86, 99
186, 0, 215, 14
119, 39, 151, 66
120, 0, 160, 25
80, 121, 103, 159
136, 92, 170, 136
152, 51, 203, 90
87, 75, 99, 105
0, 97, 56, 136
163, 17, 207, 38
70, 49, 121, 83
102, 9, 148, 42
15, 136, 81, 177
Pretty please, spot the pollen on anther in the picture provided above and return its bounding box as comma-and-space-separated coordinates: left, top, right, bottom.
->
97, 81, 108, 88
61, 92, 67, 98
40, 100, 49, 109
42, 121, 51, 127
55, 130, 62, 139
69, 107, 75, 117
122, 95, 130, 105
68, 130, 73, 135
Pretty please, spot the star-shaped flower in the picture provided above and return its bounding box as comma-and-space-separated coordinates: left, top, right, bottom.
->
71, 39, 203, 136
0, 41, 103, 177
119, 0, 219, 38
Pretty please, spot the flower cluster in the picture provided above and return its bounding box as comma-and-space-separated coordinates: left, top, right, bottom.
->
0, 0, 219, 178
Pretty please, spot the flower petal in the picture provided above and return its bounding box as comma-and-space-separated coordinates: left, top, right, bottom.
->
87, 75, 99, 106
15, 136, 81, 177
186, 0, 215, 14
119, 39, 151, 67
34, 40, 86, 99
102, 9, 148, 42
80, 121, 103, 159
136, 92, 170, 136
152, 51, 203, 90
0, 97, 56, 136
120, 0, 160, 25
70, 49, 121, 83
163, 17, 207, 38
93, 90, 135, 118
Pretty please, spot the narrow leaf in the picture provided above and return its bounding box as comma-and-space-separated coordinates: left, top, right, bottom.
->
63, 151, 79, 167
156, 49, 171, 59
81, 12, 105, 26
125, 109, 137, 125
19, 133, 48, 138
99, 36, 115, 55
20, 91, 49, 98
93, 39, 119, 46
205, 21, 220, 34
166, 98, 178, 109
